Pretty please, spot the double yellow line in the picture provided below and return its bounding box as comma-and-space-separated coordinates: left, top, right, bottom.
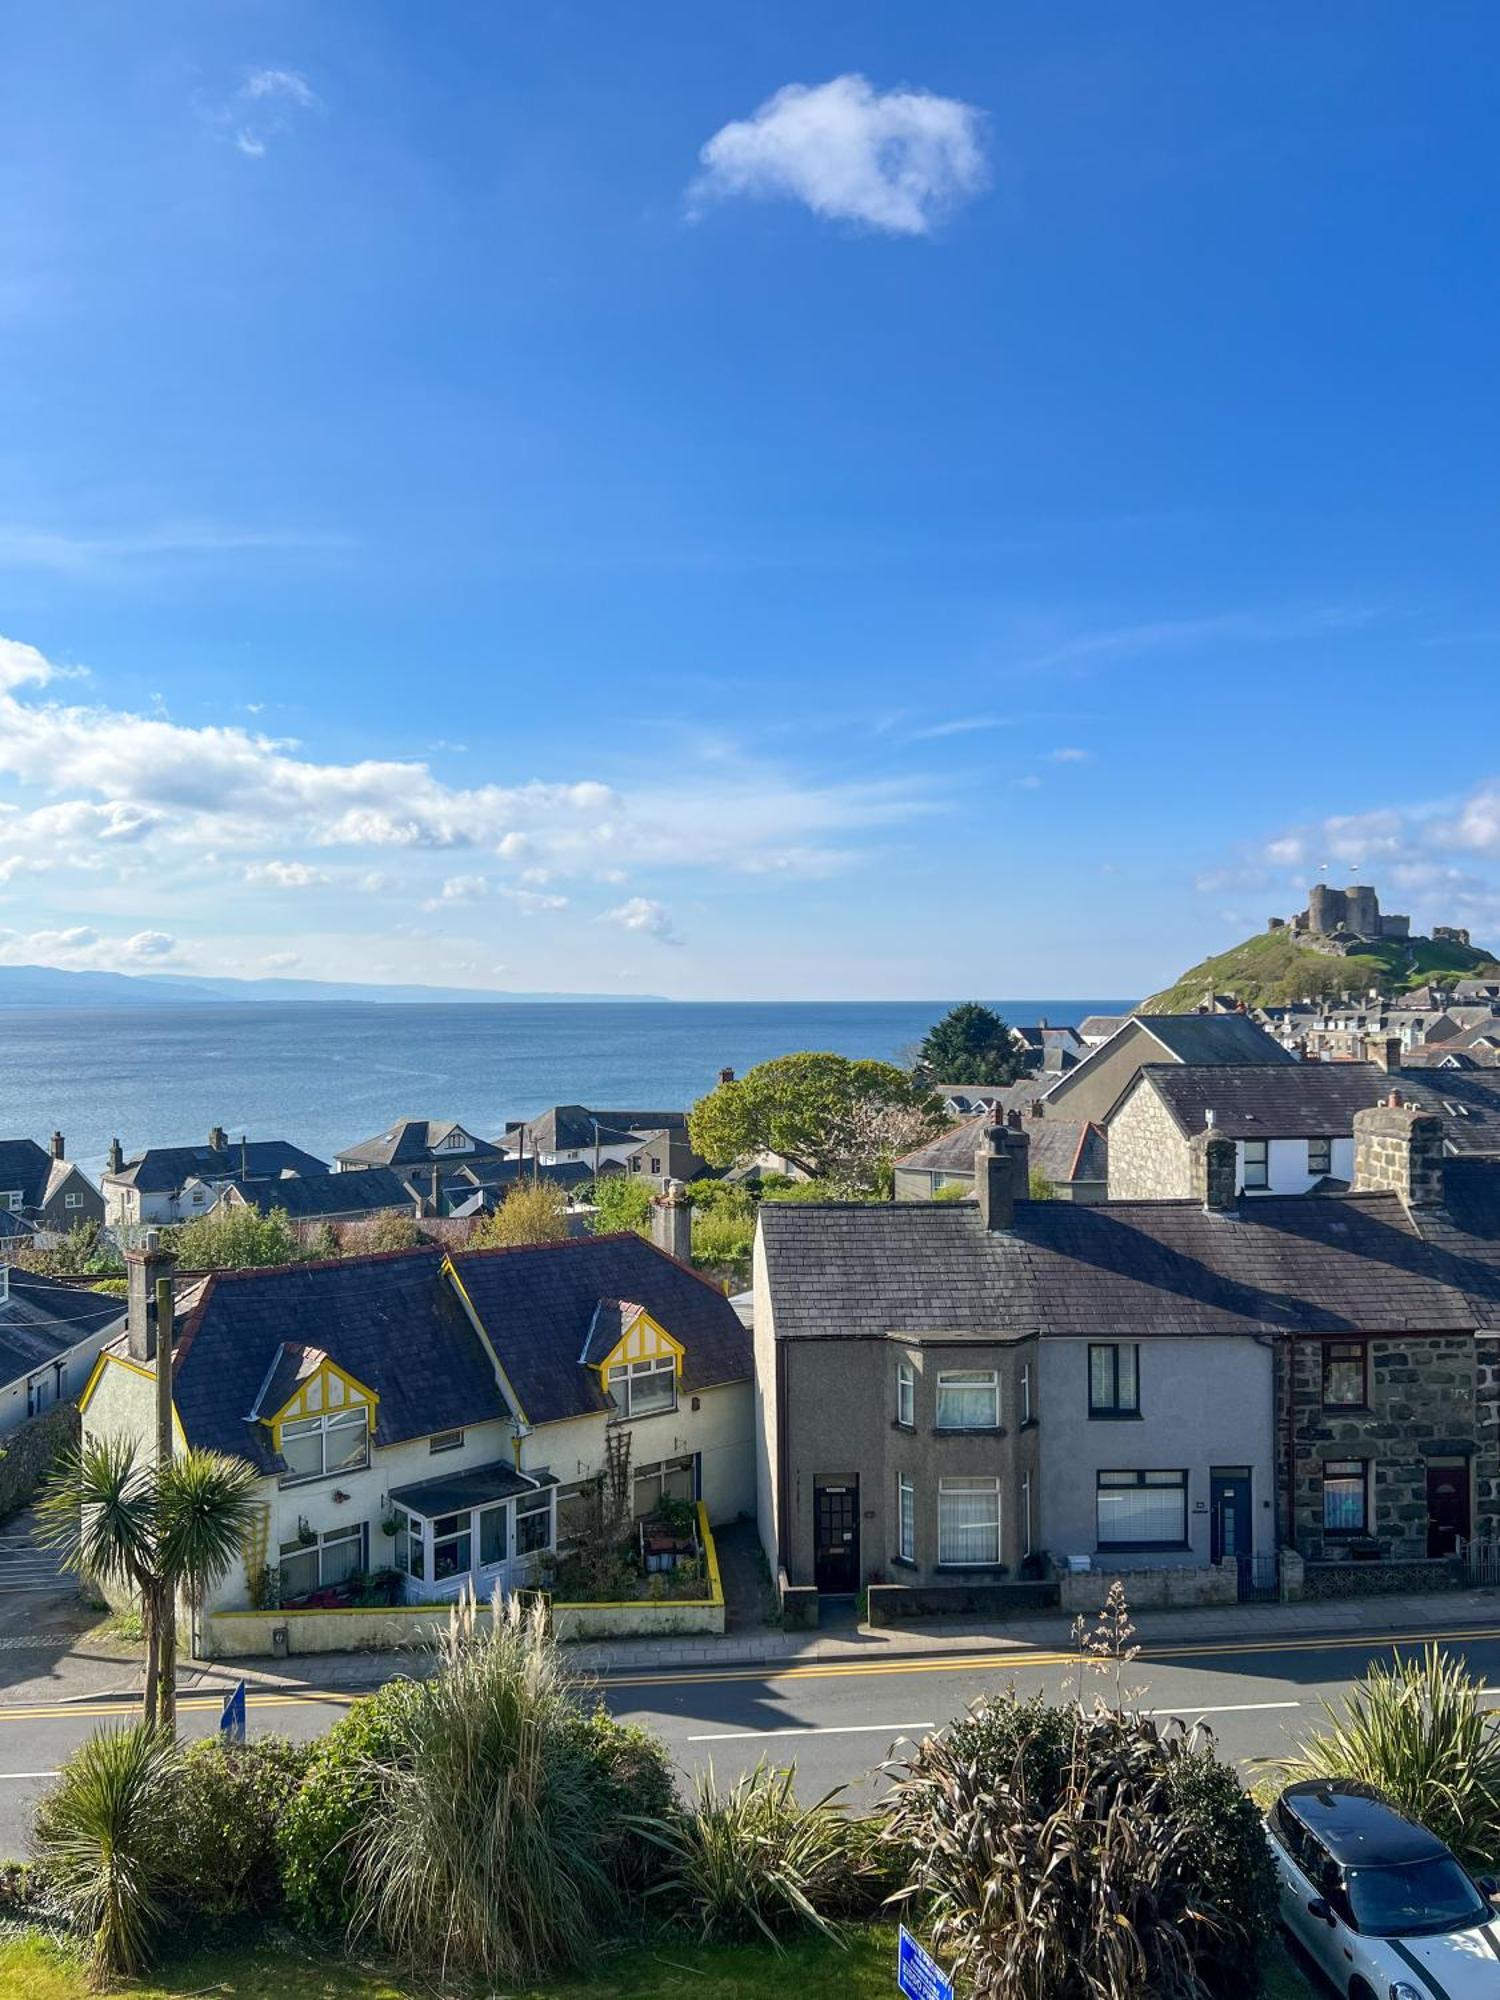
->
0, 1622, 1494, 1721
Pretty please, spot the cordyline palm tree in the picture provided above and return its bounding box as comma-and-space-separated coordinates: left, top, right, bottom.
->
38, 1436, 259, 1734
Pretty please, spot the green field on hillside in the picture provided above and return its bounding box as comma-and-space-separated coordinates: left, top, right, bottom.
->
1142, 925, 1500, 1013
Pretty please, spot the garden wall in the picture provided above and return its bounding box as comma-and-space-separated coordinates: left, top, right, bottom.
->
866, 1579, 1058, 1625
1057, 1563, 1237, 1613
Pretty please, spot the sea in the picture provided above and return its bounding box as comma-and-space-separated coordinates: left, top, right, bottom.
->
0, 999, 1134, 1179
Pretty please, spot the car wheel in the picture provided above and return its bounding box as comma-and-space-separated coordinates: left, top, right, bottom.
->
1348, 1981, 1376, 2000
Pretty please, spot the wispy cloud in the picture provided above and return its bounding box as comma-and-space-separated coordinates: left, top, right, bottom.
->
199, 66, 321, 159
1020, 606, 1380, 676
1047, 746, 1092, 764
906, 715, 1015, 742
0, 521, 350, 575
691, 74, 987, 235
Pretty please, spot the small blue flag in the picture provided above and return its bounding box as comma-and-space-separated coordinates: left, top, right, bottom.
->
219, 1680, 247, 1744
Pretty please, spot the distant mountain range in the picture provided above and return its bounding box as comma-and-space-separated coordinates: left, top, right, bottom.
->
0, 965, 667, 1007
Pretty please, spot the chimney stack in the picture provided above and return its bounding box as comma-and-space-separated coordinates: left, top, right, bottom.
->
106, 1137, 123, 1176
975, 1119, 1030, 1232
651, 1178, 693, 1263
208, 1125, 227, 1156
1028, 1097, 1045, 1120
1352, 1093, 1446, 1209
1367, 1035, 1403, 1075
717, 1067, 736, 1087
1189, 1128, 1238, 1211
48, 1131, 64, 1162
125, 1232, 179, 1365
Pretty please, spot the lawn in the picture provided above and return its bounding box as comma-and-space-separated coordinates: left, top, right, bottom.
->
0, 1926, 1317, 1997
0, 1928, 901, 1999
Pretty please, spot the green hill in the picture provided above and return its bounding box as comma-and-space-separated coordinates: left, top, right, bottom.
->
1141, 926, 1500, 1013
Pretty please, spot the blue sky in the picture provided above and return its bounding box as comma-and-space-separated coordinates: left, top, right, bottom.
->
3, 3, 1500, 999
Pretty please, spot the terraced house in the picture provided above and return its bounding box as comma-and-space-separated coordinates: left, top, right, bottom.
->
80, 1197, 753, 1640
754, 1102, 1500, 1604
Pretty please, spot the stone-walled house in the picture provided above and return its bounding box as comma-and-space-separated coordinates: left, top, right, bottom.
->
1106, 1058, 1500, 1202
754, 1106, 1500, 1599
81, 1192, 753, 1623
1033, 1013, 1295, 1125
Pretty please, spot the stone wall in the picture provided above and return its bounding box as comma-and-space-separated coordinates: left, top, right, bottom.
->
1476, 1333, 1500, 1541
1057, 1563, 1237, 1612
1351, 1100, 1445, 1208
0, 1401, 78, 1523
1282, 1335, 1479, 1559
1105, 1079, 1193, 1199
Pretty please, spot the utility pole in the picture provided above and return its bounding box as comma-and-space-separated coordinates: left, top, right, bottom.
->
153, 1243, 180, 1734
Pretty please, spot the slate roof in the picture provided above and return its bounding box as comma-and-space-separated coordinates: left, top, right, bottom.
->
0, 1270, 125, 1386
0, 1140, 56, 1209
896, 1114, 1106, 1187
1412, 1160, 1500, 1330
758, 1192, 1474, 1343
1112, 1062, 1500, 1156
228, 1167, 416, 1220
248, 1342, 328, 1420
1134, 1014, 1297, 1065
335, 1120, 507, 1169
171, 1247, 506, 1474
578, 1297, 647, 1366
447, 1234, 751, 1426
1079, 1015, 1127, 1041
505, 1106, 688, 1153
109, 1140, 329, 1192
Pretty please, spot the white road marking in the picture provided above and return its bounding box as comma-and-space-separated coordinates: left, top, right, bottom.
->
687, 1721, 937, 1742
1143, 1701, 1301, 1717
0, 1771, 59, 1780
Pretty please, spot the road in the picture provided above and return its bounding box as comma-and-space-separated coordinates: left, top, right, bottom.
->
0, 1621, 1498, 1854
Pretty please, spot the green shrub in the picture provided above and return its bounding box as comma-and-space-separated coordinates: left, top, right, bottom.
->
689, 1207, 755, 1276
278, 1675, 425, 1935
171, 1205, 299, 1271
640, 1761, 884, 1945
350, 1598, 636, 1982
568, 1704, 678, 1898
886, 1697, 1274, 1999
156, 1736, 310, 1922
31, 1723, 178, 1983
586, 1176, 656, 1236
1282, 1644, 1500, 1868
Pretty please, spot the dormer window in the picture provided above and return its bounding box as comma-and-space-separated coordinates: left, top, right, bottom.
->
280, 1407, 369, 1484
608, 1355, 676, 1419
443, 1132, 468, 1150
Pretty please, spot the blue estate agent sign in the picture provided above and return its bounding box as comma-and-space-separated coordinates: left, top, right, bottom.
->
897, 1926, 952, 2000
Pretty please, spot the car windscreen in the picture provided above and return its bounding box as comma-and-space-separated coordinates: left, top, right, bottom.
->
1346, 1857, 1489, 1937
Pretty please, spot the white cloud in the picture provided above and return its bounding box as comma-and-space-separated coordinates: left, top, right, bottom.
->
426, 873, 489, 908
243, 68, 318, 109
1011, 775, 1042, 791
1048, 746, 1092, 764
692, 74, 987, 235
0, 925, 176, 969
603, 896, 682, 945
907, 715, 1013, 742
244, 860, 328, 889
259, 951, 302, 971
206, 66, 320, 160
0, 521, 348, 573
502, 888, 568, 916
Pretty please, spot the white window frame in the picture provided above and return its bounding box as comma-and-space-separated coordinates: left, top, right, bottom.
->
515, 1489, 554, 1556
278, 1522, 367, 1598
278, 1406, 369, 1485
935, 1369, 1000, 1432
0, 1193, 21, 1214
1021, 1361, 1032, 1425
1307, 1137, 1332, 1177
64, 1191, 84, 1209
896, 1357, 915, 1428
938, 1476, 1001, 1566
609, 1354, 677, 1419
897, 1473, 915, 1563
632, 1453, 696, 1518
428, 1428, 464, 1454
1242, 1137, 1270, 1190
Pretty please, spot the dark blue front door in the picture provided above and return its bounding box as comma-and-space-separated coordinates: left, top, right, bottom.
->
1210, 1469, 1252, 1564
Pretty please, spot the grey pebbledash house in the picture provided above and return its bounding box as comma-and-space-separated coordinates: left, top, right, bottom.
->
754, 1101, 1500, 1600
0, 1135, 103, 1238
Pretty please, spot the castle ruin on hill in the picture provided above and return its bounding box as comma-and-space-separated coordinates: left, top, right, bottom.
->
1267, 882, 1471, 954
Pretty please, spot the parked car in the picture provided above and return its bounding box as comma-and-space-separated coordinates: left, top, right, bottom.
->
1269, 1778, 1500, 1997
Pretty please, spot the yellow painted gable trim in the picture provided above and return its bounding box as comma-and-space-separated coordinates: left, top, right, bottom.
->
439, 1255, 531, 1428
594, 1308, 683, 1379
266, 1356, 379, 1448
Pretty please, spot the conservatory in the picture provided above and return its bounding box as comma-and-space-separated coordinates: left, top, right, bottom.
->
387, 1459, 559, 1602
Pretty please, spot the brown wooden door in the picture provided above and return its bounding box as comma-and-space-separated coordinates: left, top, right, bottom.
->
1426, 1459, 1471, 1558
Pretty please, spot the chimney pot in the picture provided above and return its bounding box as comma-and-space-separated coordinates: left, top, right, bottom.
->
106, 1137, 123, 1176
1028, 1098, 1044, 1119
717, 1067, 735, 1087
209, 1124, 227, 1156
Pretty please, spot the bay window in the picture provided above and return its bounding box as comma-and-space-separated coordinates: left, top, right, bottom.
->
1096, 1469, 1187, 1549
938, 1476, 1001, 1566
432, 1511, 472, 1581
393, 1507, 425, 1581
935, 1369, 1000, 1430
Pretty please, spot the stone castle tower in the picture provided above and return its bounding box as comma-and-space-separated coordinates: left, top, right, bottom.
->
1268, 883, 1410, 943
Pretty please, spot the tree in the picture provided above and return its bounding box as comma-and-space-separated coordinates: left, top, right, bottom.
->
470, 1178, 571, 1248
37, 1436, 259, 1735
171, 1204, 299, 1271
585, 1175, 655, 1237
14, 1219, 123, 1278
914, 1002, 1027, 1086
342, 1210, 423, 1255
819, 1094, 949, 1197
688, 1053, 942, 1182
